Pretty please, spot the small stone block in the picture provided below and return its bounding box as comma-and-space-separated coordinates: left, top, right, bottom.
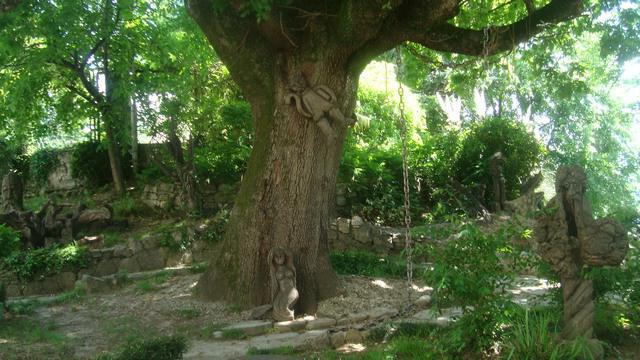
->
337, 218, 351, 234
250, 330, 330, 351
344, 329, 363, 344
274, 319, 307, 332
306, 318, 336, 330
222, 320, 273, 336
330, 331, 346, 348
212, 331, 223, 339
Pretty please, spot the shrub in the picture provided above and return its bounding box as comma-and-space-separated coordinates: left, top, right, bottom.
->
2, 243, 89, 282
98, 335, 188, 360
454, 116, 543, 207
29, 148, 60, 187
0, 224, 21, 259
113, 196, 144, 220
71, 141, 112, 187
330, 250, 406, 278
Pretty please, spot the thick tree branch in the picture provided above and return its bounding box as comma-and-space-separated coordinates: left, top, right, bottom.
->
185, 0, 276, 105
413, 0, 582, 56
347, 0, 461, 73
348, 0, 582, 73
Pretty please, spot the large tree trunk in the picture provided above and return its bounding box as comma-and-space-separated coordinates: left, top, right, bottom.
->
195, 59, 355, 314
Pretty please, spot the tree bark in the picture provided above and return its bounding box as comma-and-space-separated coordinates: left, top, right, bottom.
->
1, 172, 24, 213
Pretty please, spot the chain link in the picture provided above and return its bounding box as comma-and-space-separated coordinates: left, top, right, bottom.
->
394, 47, 413, 301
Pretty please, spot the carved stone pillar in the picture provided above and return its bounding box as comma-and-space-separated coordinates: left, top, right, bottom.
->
535, 165, 628, 352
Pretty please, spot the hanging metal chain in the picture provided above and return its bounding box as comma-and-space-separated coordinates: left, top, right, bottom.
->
394, 46, 413, 300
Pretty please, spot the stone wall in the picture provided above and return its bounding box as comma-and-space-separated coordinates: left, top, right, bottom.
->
329, 216, 425, 255
46, 150, 81, 193
141, 182, 237, 211
2, 227, 215, 297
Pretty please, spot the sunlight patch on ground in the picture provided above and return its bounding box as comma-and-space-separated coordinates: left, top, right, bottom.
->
337, 343, 367, 353
371, 279, 393, 289
411, 284, 433, 292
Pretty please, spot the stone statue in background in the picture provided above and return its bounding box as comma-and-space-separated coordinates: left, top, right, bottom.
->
284, 76, 355, 142
490, 152, 506, 212
535, 165, 628, 355
268, 247, 299, 322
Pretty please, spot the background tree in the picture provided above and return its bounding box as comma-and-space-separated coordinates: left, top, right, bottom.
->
185, 0, 586, 312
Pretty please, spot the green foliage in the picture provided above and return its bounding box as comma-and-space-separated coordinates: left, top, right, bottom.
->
71, 141, 113, 187
501, 308, 559, 359
201, 209, 231, 244
158, 223, 190, 253
0, 140, 29, 177
0, 224, 21, 258
97, 335, 188, 360
2, 243, 89, 282
28, 148, 60, 187
340, 87, 423, 225
112, 196, 145, 221
23, 195, 48, 212
423, 222, 516, 309
193, 100, 253, 186
454, 116, 543, 206
330, 250, 406, 278
136, 164, 170, 185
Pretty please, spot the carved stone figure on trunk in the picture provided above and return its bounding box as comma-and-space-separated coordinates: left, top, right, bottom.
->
284, 75, 355, 142
535, 165, 628, 355
268, 247, 299, 322
490, 152, 506, 212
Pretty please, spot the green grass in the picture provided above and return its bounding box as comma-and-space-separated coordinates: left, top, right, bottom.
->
175, 307, 201, 319
96, 335, 188, 360
135, 280, 156, 293
330, 250, 406, 278
247, 345, 296, 355
103, 231, 125, 247
0, 317, 67, 345
198, 322, 228, 338
7, 299, 42, 315
103, 315, 159, 344
221, 329, 246, 340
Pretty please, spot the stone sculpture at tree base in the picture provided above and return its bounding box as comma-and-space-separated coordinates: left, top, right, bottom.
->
535, 165, 628, 358
269, 247, 299, 322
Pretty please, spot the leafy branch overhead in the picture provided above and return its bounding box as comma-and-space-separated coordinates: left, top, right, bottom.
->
185, 0, 584, 101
